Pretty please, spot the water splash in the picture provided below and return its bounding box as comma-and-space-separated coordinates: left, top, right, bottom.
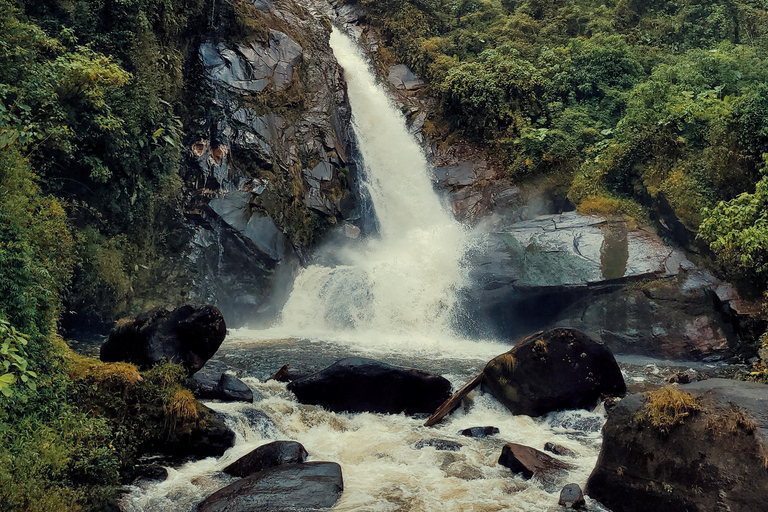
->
271, 29, 469, 346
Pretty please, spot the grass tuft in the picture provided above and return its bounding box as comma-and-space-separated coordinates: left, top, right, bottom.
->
638, 386, 699, 434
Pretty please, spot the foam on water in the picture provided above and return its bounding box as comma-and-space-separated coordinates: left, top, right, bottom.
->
122, 377, 610, 512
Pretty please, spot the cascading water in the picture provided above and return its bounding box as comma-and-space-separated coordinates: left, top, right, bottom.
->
121, 28, 616, 512
260, 29, 472, 352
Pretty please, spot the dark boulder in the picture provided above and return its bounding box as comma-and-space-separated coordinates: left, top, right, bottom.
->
132, 464, 169, 483
101, 305, 226, 374
482, 328, 626, 417
224, 441, 308, 478
559, 483, 586, 509
190, 373, 254, 402
139, 403, 235, 460
586, 379, 768, 512
498, 442, 571, 481
458, 426, 499, 438
197, 462, 343, 512
287, 357, 451, 415
414, 439, 462, 451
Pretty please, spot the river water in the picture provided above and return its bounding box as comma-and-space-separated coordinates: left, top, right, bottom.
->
120, 29, 738, 511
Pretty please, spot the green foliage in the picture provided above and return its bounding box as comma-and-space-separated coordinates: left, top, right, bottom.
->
0, 319, 37, 397
698, 157, 768, 285
0, 143, 75, 339
362, 0, 768, 295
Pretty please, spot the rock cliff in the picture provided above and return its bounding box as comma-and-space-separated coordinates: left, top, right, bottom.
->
182, 0, 360, 325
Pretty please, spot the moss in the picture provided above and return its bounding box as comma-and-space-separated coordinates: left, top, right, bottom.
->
638, 386, 699, 434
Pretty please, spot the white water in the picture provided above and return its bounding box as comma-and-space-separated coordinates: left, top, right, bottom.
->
122, 29, 613, 512
123, 373, 610, 512
252, 28, 474, 353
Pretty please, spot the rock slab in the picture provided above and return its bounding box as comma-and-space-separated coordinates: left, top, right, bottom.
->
287, 357, 452, 415
586, 379, 768, 512
498, 442, 571, 480
100, 305, 226, 374
197, 461, 343, 512
224, 441, 308, 478
482, 328, 626, 417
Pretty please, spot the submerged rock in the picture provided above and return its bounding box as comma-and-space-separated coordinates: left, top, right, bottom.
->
224, 441, 308, 478
482, 328, 626, 417
415, 439, 462, 451
458, 426, 499, 438
498, 442, 571, 481
197, 462, 343, 512
586, 379, 768, 512
287, 357, 451, 415
100, 305, 226, 374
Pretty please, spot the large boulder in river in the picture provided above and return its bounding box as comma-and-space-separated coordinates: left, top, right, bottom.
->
197, 462, 343, 512
287, 357, 452, 415
224, 441, 308, 478
482, 328, 626, 417
100, 305, 226, 374
586, 379, 768, 512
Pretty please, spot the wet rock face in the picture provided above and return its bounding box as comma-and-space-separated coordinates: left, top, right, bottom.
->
184, 0, 360, 326
200, 30, 303, 93
587, 379, 768, 512
287, 357, 452, 415
197, 461, 343, 512
482, 328, 626, 417
223, 440, 308, 478
460, 211, 740, 360
100, 304, 226, 374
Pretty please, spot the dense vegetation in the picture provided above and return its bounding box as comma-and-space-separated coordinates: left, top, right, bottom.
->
0, 0, 230, 509
2, 0, 768, 507
361, 0, 768, 291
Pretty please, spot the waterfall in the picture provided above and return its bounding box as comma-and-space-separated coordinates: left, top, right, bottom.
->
271, 29, 470, 348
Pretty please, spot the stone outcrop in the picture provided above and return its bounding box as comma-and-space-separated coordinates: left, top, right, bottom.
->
587, 379, 768, 512
459, 211, 746, 360
387, 64, 425, 91
223, 440, 308, 478
100, 304, 226, 373
482, 329, 626, 417
197, 461, 343, 512
184, 0, 361, 326
287, 357, 452, 415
